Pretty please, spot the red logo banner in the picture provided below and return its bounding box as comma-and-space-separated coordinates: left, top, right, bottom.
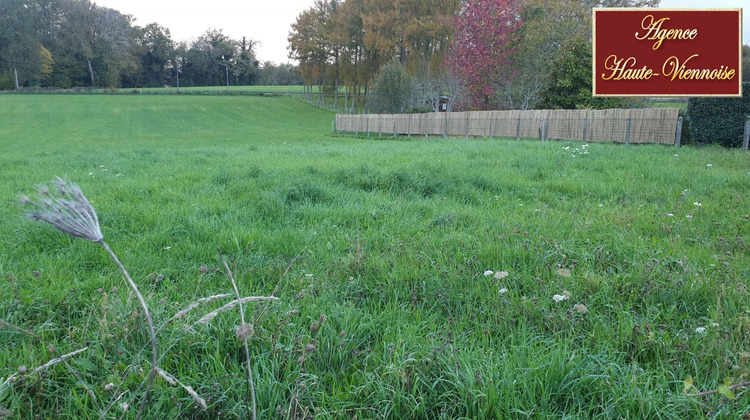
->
593, 8, 742, 97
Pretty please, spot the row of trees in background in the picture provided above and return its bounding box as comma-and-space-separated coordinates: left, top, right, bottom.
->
3, 0, 748, 107
289, 0, 461, 112
0, 0, 302, 90
290, 0, 745, 112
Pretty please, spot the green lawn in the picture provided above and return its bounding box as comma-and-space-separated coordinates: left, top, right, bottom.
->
0, 95, 748, 419
125, 85, 309, 94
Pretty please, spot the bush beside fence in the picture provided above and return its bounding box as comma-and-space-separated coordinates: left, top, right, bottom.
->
335, 108, 681, 145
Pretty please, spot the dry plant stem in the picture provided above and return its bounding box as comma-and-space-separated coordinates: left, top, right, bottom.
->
193, 296, 279, 326
694, 381, 750, 397
98, 240, 157, 420
168, 293, 234, 324
218, 248, 256, 420
254, 252, 301, 323
0, 319, 104, 419
155, 367, 207, 408
30, 347, 89, 376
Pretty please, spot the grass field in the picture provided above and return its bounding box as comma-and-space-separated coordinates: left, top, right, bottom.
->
0, 94, 749, 419
126, 85, 309, 94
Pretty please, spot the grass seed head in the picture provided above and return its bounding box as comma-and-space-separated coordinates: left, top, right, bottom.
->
22, 177, 103, 243
236, 323, 254, 341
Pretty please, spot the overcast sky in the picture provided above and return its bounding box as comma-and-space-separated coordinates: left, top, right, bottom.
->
93, 0, 317, 64
92, 0, 747, 65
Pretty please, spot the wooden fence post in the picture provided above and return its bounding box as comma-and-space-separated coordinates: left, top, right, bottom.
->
488, 114, 493, 140
674, 116, 683, 147
743, 116, 750, 151
625, 117, 631, 144
539, 121, 544, 142
408, 114, 412, 138
379, 115, 382, 138
465, 114, 469, 139
545, 118, 550, 141
393, 120, 397, 138
366, 115, 370, 138
516, 117, 521, 141
583, 118, 588, 142
442, 113, 447, 139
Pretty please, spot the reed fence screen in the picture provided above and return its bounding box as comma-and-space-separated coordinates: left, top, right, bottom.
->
335, 108, 680, 145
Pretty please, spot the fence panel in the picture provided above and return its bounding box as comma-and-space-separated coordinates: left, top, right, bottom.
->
335, 108, 679, 145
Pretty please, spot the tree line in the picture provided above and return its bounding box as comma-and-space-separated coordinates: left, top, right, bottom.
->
0, 0, 302, 90
287, 0, 683, 112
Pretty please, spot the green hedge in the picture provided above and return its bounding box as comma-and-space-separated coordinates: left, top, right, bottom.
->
687, 82, 750, 147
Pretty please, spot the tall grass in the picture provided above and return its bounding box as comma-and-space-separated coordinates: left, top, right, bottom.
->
0, 95, 748, 418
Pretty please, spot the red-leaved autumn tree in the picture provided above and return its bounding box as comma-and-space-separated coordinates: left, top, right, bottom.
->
446, 0, 522, 110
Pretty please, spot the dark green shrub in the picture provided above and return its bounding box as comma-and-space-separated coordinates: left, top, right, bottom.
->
677, 108, 693, 146
370, 57, 412, 114
45, 74, 72, 89
687, 82, 750, 147
0, 73, 14, 90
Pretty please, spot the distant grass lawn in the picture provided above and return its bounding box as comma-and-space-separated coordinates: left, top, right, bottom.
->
128, 85, 309, 94
0, 95, 748, 418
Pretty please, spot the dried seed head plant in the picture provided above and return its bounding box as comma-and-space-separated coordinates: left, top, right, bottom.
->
22, 177, 103, 242
22, 177, 158, 420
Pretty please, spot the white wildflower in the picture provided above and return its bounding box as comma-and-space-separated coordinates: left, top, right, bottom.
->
674, 154, 679, 157
553, 294, 569, 302
695, 327, 706, 333
164, 246, 171, 250
711, 322, 719, 327
686, 215, 693, 219
666, 213, 674, 217
693, 202, 701, 206
499, 288, 508, 295
484, 270, 494, 277
706, 164, 713, 167
494, 271, 509, 280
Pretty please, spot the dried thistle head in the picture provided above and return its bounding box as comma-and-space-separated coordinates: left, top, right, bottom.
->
22, 177, 104, 243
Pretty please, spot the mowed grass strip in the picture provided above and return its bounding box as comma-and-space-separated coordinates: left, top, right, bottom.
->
121, 85, 311, 94
0, 95, 749, 418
